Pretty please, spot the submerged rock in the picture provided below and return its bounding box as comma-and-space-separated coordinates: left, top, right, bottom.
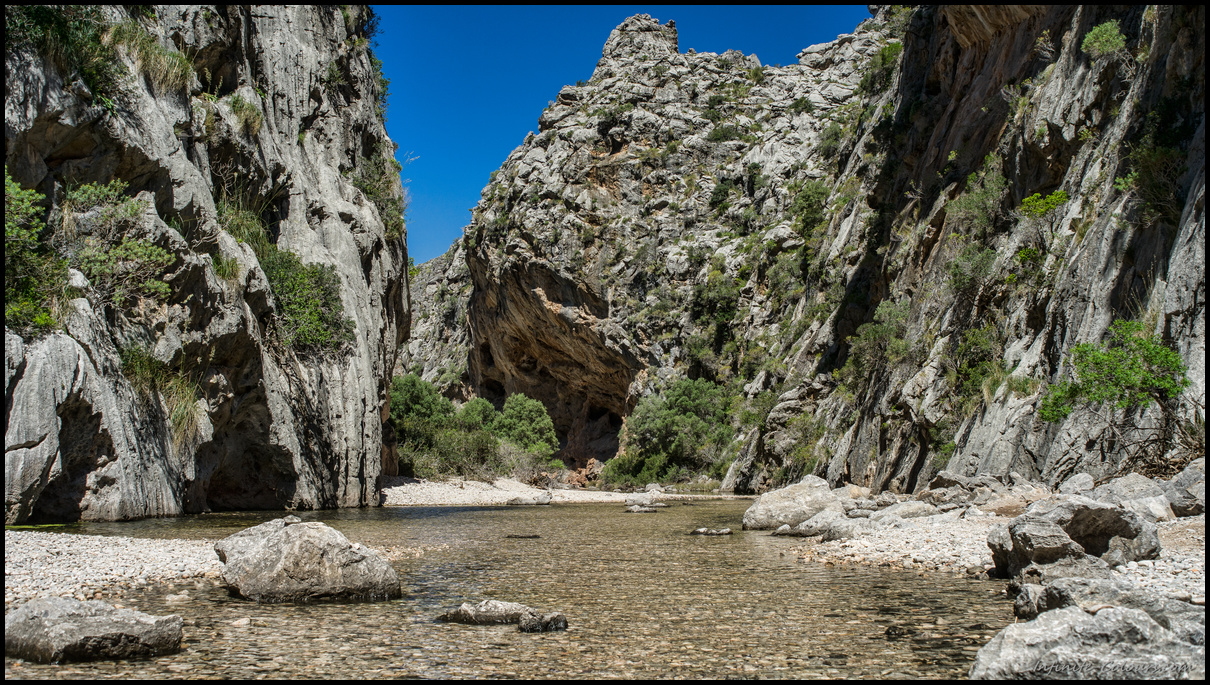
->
4, 598, 182, 663
519, 612, 569, 633
690, 527, 732, 535
214, 516, 401, 603
439, 599, 568, 632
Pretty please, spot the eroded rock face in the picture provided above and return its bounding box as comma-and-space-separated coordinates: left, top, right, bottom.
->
414, 6, 1205, 491
214, 516, 401, 603
4, 598, 183, 663
5, 6, 408, 523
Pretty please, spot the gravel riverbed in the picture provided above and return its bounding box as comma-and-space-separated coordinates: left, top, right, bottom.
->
4, 530, 223, 610
793, 512, 1206, 602
7, 500, 1202, 613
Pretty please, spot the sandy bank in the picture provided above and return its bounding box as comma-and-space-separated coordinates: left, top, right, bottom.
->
379, 476, 751, 507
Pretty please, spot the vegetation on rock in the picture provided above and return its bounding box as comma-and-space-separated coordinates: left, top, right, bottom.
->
389, 374, 562, 481
604, 378, 733, 486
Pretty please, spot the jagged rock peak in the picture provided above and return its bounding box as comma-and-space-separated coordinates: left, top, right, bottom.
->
599, 14, 678, 61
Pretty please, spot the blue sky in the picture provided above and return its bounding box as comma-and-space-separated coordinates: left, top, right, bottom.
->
373, 6, 873, 264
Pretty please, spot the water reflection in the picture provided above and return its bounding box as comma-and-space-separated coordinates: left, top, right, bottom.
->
5, 501, 1011, 679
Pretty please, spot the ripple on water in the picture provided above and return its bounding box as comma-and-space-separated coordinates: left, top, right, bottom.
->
4, 501, 1012, 679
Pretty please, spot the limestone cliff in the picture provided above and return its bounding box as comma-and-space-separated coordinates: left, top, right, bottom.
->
417, 6, 1204, 488
5, 6, 409, 522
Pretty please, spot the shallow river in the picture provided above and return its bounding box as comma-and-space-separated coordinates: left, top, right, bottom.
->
5, 500, 1012, 679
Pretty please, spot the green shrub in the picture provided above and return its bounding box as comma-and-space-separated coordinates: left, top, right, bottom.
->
789, 97, 814, 115
1040, 319, 1189, 422
707, 124, 743, 143
217, 193, 354, 354
493, 393, 558, 459
5, 168, 68, 332
390, 373, 455, 426
351, 144, 407, 239
948, 155, 1007, 238
60, 179, 174, 308
1081, 20, 1127, 60
457, 397, 499, 430
605, 378, 734, 486
77, 235, 173, 305
709, 178, 739, 210
951, 323, 1003, 404
321, 62, 347, 100
261, 249, 354, 354
836, 299, 913, 389
946, 241, 997, 296
858, 41, 903, 94
692, 268, 740, 325
790, 180, 830, 234
1019, 189, 1069, 220
389, 375, 559, 482
1017, 189, 1069, 243
818, 122, 844, 159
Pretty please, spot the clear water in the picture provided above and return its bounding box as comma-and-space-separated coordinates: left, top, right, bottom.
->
5, 500, 1012, 678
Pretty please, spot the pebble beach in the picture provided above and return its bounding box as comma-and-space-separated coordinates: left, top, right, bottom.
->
793, 512, 1206, 602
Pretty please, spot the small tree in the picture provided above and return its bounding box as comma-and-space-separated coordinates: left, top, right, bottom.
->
492, 393, 558, 459
1016, 189, 1069, 244
605, 378, 733, 485
1040, 319, 1192, 475
1081, 20, 1136, 77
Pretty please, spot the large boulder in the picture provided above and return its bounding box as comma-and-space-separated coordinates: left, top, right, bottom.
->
1089, 473, 1165, 504
777, 508, 844, 536
1024, 495, 1160, 566
871, 500, 938, 521
1013, 577, 1206, 646
969, 606, 1205, 680
988, 517, 1088, 578
4, 598, 182, 663
1088, 473, 1176, 522
214, 516, 401, 603
989, 495, 1160, 579
741, 476, 841, 530
1057, 472, 1094, 495
1165, 458, 1206, 517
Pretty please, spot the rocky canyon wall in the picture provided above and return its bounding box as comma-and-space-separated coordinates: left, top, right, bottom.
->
411, 5, 1204, 488
5, 6, 409, 522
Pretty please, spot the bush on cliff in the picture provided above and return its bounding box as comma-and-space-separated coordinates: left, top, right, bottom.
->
5, 167, 68, 333
1040, 319, 1193, 476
